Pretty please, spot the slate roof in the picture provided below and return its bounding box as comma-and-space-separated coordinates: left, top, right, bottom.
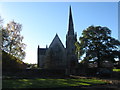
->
49, 34, 65, 49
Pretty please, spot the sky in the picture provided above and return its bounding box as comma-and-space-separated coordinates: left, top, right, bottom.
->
0, 2, 118, 64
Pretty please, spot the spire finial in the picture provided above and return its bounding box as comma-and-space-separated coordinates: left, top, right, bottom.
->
68, 5, 74, 35
38, 45, 40, 48
46, 45, 48, 48
69, 5, 72, 19
70, 5, 72, 13
55, 33, 58, 37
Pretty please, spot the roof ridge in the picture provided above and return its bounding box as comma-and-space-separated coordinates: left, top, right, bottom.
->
49, 34, 65, 48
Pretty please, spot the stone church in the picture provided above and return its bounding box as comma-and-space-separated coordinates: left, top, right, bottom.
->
37, 6, 78, 74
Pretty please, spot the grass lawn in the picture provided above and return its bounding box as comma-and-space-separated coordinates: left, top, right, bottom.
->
3, 78, 107, 88
113, 69, 120, 72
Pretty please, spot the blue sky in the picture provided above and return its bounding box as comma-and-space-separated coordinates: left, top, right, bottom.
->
0, 2, 118, 64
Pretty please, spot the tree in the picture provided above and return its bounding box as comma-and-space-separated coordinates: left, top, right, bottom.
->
2, 21, 26, 60
0, 16, 3, 25
0, 16, 3, 49
76, 25, 120, 68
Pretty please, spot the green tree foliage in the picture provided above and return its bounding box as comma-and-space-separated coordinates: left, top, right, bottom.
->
76, 26, 120, 68
0, 16, 3, 73
2, 21, 26, 60
0, 16, 3, 50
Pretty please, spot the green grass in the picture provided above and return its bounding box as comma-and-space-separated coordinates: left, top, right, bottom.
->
113, 69, 120, 72
3, 78, 107, 88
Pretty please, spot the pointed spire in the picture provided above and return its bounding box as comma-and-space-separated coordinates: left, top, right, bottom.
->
69, 5, 72, 20
46, 45, 48, 48
55, 33, 58, 37
38, 45, 40, 48
68, 5, 74, 35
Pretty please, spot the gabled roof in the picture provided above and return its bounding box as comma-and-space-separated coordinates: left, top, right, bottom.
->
49, 34, 65, 49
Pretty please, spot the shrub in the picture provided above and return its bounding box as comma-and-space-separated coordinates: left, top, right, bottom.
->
2, 51, 27, 72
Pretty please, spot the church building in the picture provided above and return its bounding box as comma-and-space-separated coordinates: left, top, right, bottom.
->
37, 6, 78, 74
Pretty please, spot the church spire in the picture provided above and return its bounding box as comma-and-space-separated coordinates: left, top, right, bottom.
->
68, 6, 74, 35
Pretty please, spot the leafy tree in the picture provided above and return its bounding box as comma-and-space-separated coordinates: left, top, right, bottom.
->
76, 25, 120, 68
0, 16, 3, 71
0, 16, 3, 49
0, 16, 3, 25
2, 21, 26, 60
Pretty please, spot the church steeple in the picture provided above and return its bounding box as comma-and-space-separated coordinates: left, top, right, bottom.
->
66, 6, 78, 75
68, 6, 74, 35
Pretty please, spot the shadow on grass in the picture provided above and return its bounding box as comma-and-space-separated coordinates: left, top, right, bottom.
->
2, 78, 107, 88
